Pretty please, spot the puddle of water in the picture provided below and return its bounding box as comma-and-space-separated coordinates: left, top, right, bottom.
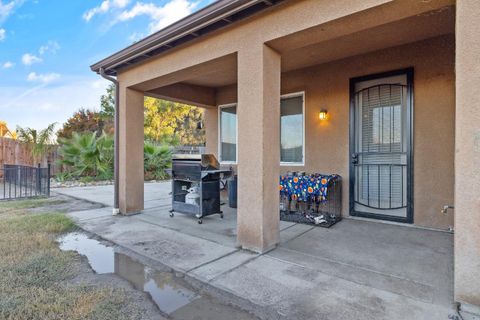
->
115, 252, 198, 314
57, 232, 198, 315
58, 232, 115, 274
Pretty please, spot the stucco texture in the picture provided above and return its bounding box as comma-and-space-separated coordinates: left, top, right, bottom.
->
454, 0, 480, 308
211, 35, 455, 230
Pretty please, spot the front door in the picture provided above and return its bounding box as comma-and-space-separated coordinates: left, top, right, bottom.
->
350, 69, 413, 223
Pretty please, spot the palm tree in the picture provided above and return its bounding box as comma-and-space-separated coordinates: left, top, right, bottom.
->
0, 121, 16, 139
16, 123, 57, 159
57, 131, 114, 180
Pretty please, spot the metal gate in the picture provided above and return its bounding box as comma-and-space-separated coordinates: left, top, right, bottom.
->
350, 69, 413, 223
0, 164, 51, 200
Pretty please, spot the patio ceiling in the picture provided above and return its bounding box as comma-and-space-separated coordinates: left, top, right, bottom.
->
275, 5, 455, 72
141, 4, 454, 106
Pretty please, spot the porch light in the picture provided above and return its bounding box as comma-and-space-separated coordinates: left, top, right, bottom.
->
319, 110, 328, 121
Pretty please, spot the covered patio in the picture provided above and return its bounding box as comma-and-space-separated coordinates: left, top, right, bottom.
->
58, 182, 453, 319
90, 0, 480, 316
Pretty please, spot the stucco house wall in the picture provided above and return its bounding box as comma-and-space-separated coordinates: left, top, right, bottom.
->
206, 34, 455, 230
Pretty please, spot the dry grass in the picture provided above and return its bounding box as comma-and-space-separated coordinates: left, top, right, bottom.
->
0, 197, 67, 215
0, 199, 143, 320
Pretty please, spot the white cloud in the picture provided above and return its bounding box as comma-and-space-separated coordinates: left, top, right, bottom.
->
2, 61, 14, 68
22, 53, 42, 65
128, 31, 144, 43
39, 40, 60, 55
27, 72, 60, 84
83, 0, 129, 21
91, 78, 109, 90
0, 28, 5, 41
117, 0, 198, 34
0, 76, 107, 131
0, 0, 20, 22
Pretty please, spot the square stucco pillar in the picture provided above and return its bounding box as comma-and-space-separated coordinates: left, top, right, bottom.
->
455, 0, 480, 313
119, 86, 144, 215
237, 44, 281, 253
204, 107, 219, 156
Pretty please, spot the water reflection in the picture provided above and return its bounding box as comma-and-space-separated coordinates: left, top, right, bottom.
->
58, 232, 114, 274
115, 253, 198, 314
57, 232, 198, 314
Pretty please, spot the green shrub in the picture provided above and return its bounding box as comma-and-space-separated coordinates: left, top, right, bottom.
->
58, 133, 172, 181
54, 172, 71, 183
144, 141, 172, 180
57, 132, 113, 180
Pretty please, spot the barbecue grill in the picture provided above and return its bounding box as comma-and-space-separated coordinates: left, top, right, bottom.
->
169, 154, 231, 224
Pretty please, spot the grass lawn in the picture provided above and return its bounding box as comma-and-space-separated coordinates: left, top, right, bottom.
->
0, 198, 144, 320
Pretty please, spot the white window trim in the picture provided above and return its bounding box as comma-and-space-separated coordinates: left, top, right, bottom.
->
280, 91, 305, 166
217, 92, 305, 166
218, 103, 238, 165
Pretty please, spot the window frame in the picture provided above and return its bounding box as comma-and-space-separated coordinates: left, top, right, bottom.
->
216, 92, 305, 166
218, 103, 238, 164
280, 91, 305, 166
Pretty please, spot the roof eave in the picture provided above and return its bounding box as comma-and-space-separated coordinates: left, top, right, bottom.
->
91, 0, 279, 75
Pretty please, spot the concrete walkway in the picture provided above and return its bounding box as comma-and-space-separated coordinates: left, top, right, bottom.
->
55, 183, 455, 320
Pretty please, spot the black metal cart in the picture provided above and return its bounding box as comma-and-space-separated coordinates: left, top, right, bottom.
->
169, 154, 231, 224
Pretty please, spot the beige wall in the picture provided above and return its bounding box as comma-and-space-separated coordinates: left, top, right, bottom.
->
118, 0, 453, 89
455, 0, 480, 309
210, 35, 455, 230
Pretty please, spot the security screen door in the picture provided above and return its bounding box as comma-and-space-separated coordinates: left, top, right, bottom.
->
350, 70, 413, 222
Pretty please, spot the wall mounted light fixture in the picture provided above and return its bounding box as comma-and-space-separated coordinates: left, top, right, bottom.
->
319, 110, 328, 121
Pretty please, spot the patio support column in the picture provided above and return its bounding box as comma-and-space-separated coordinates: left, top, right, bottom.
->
455, 0, 480, 313
118, 85, 144, 215
237, 44, 281, 253
204, 107, 218, 156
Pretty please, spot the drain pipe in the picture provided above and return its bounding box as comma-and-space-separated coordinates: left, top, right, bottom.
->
99, 68, 120, 215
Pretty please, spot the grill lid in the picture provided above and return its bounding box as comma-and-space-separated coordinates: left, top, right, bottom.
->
172, 154, 220, 170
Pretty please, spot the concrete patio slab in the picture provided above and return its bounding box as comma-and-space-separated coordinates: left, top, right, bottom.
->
54, 181, 171, 208
279, 219, 454, 306
279, 223, 314, 244
210, 254, 451, 320
267, 247, 434, 304
189, 250, 258, 282
139, 209, 238, 247
68, 206, 113, 222
60, 183, 455, 319
72, 213, 237, 273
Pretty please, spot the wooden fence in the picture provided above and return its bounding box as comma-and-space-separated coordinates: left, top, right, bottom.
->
0, 137, 62, 176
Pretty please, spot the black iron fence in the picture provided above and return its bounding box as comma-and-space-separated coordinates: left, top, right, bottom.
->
1, 164, 51, 200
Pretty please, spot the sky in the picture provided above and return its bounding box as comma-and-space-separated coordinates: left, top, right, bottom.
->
0, 0, 214, 131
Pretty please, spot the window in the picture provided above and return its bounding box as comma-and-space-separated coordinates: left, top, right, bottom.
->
219, 104, 237, 163
218, 93, 304, 165
280, 93, 304, 164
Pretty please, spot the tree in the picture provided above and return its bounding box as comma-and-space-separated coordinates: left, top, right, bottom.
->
16, 123, 57, 159
144, 141, 172, 180
57, 84, 115, 140
57, 108, 106, 139
100, 84, 115, 121
57, 131, 114, 180
0, 121, 16, 139
57, 84, 204, 147
57, 132, 172, 181
144, 98, 205, 146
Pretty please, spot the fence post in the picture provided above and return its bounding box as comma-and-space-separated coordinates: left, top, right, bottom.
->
47, 163, 51, 197
36, 163, 41, 196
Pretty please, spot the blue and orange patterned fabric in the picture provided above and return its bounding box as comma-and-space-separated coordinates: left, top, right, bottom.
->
279, 173, 338, 203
